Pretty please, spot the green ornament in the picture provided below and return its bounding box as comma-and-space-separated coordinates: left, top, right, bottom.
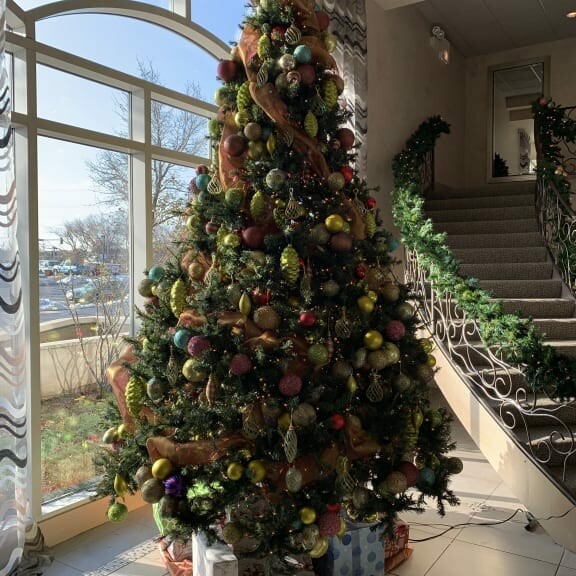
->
365, 212, 376, 238
307, 343, 329, 365
107, 502, 128, 523
258, 34, 272, 58
170, 278, 187, 318
237, 81, 252, 111
125, 376, 146, 417
250, 190, 266, 220
281, 245, 300, 285
304, 111, 318, 138
322, 80, 338, 109
225, 187, 243, 208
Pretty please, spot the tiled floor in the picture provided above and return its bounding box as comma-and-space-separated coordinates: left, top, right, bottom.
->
42, 412, 576, 576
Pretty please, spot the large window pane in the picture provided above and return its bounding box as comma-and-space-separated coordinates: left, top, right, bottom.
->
37, 64, 129, 136
151, 160, 195, 265
38, 137, 130, 504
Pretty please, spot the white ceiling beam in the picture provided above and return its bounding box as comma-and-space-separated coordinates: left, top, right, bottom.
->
375, 0, 425, 11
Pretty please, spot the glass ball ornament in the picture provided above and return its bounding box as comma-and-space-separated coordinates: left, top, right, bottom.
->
418, 467, 436, 486
265, 168, 287, 190
327, 172, 346, 192
321, 279, 340, 296
285, 466, 303, 492
195, 173, 210, 192
278, 53, 296, 71
292, 402, 317, 427
294, 44, 312, 63
324, 213, 345, 233
299, 506, 317, 525
324, 33, 338, 53
148, 265, 164, 283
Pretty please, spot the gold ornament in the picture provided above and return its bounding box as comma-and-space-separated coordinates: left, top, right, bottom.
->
281, 245, 300, 285
205, 374, 220, 405
170, 278, 187, 317
309, 537, 329, 559
226, 462, 244, 481
222, 523, 244, 545
283, 424, 298, 463
304, 111, 319, 138
299, 506, 317, 525
366, 372, 384, 402
365, 211, 376, 237
322, 79, 338, 108
247, 460, 267, 483
258, 34, 271, 58
253, 306, 281, 330
324, 33, 338, 53
125, 376, 146, 417
239, 292, 252, 316
346, 375, 358, 394
364, 330, 383, 350
300, 272, 313, 304
237, 81, 252, 110
334, 311, 352, 339
235, 109, 251, 128
285, 191, 301, 220
114, 474, 128, 497
267, 133, 277, 155
328, 172, 346, 192
257, 60, 270, 87
357, 295, 375, 314
250, 190, 266, 220
285, 22, 302, 44
324, 214, 345, 233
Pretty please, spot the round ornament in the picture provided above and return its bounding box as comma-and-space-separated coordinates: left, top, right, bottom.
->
307, 343, 329, 365
286, 70, 301, 89
294, 44, 312, 63
188, 261, 205, 281
357, 295, 375, 314
135, 465, 153, 488
230, 353, 252, 376
271, 25, 286, 44
447, 456, 464, 474
351, 486, 371, 509
225, 187, 243, 207
297, 64, 316, 86
253, 306, 281, 330
384, 471, 408, 494
416, 363, 434, 383
222, 523, 244, 545
279, 373, 302, 396
341, 166, 354, 183
330, 413, 346, 430
331, 360, 353, 380
187, 335, 211, 357
330, 232, 353, 252
367, 350, 389, 371
302, 524, 320, 549
355, 265, 366, 279
195, 173, 210, 192
321, 279, 340, 297
385, 320, 406, 342
420, 338, 433, 353
235, 110, 251, 128
324, 214, 345, 233
244, 122, 263, 141
299, 311, 317, 327
396, 302, 414, 321
241, 226, 265, 249
141, 478, 165, 503
196, 164, 209, 175
223, 233, 240, 248
164, 473, 184, 496
292, 403, 317, 427
138, 278, 155, 297
383, 342, 400, 364
426, 354, 437, 367
364, 330, 383, 350
365, 196, 377, 210
173, 329, 191, 350
108, 502, 128, 523
310, 223, 331, 244
265, 168, 287, 190
381, 283, 401, 302
393, 372, 412, 392
327, 172, 346, 192
148, 265, 165, 282
247, 460, 267, 483
324, 33, 338, 53
217, 59, 238, 82
299, 506, 317, 525
428, 409, 443, 429
419, 467, 436, 486
205, 221, 220, 235
286, 466, 303, 492
223, 134, 247, 157
214, 87, 227, 106
336, 128, 355, 150
152, 458, 174, 480
316, 10, 330, 31
397, 461, 419, 487
227, 462, 244, 481
318, 512, 340, 537
279, 53, 296, 71
275, 73, 289, 91
147, 377, 164, 401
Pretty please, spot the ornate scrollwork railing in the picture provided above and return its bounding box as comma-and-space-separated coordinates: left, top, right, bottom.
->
406, 250, 576, 481
535, 105, 576, 294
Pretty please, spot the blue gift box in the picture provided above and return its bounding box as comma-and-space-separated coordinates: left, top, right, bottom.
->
329, 522, 386, 576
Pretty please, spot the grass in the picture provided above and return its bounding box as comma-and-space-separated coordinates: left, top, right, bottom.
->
41, 389, 112, 500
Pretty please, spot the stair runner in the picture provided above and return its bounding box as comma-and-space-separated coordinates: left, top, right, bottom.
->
424, 182, 576, 499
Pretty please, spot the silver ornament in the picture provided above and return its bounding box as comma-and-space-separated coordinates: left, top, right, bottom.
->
279, 54, 296, 71
283, 424, 298, 463
286, 466, 303, 493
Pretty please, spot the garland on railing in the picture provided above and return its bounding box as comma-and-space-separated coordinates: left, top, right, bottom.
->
391, 116, 576, 400
533, 96, 576, 195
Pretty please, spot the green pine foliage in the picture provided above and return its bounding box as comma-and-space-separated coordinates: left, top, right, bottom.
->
96, 1, 461, 564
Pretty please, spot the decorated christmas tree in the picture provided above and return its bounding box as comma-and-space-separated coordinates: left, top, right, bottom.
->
97, 0, 461, 567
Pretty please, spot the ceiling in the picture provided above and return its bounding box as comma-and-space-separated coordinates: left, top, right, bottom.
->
374, 0, 576, 57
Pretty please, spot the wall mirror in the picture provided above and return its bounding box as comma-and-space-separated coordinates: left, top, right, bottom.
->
488, 58, 549, 181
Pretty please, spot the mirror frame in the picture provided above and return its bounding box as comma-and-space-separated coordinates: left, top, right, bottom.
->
487, 56, 551, 183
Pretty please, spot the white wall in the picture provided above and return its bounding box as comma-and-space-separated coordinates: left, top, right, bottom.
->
366, 0, 466, 233
466, 37, 576, 188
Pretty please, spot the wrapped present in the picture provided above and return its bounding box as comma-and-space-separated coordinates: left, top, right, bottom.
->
159, 538, 193, 576
238, 554, 316, 576
329, 521, 386, 576
192, 532, 238, 576
385, 547, 413, 573
384, 520, 409, 559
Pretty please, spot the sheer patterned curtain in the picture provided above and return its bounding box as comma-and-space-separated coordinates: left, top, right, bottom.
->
0, 2, 50, 574
321, 0, 368, 175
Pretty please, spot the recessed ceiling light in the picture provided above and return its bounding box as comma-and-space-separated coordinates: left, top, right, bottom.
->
567, 11, 576, 18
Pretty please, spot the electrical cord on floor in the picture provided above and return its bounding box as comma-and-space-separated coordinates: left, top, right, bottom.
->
407, 504, 576, 543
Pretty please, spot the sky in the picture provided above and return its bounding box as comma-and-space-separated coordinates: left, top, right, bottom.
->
12, 0, 248, 247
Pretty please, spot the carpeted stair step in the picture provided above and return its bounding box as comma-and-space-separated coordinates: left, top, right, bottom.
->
452, 247, 548, 264
429, 205, 534, 223
459, 262, 553, 281
479, 279, 562, 299
435, 218, 539, 236
541, 341, 576, 357
516, 426, 576, 467
500, 299, 576, 318
426, 193, 533, 212
533, 319, 576, 340
447, 232, 543, 249
426, 183, 534, 201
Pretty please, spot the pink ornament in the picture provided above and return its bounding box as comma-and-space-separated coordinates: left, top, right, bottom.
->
188, 178, 200, 198
397, 461, 419, 487
241, 226, 265, 249
216, 60, 238, 82
315, 11, 330, 31
230, 353, 252, 375
187, 336, 211, 358
279, 374, 302, 396
385, 320, 406, 342
538, 96, 550, 107
318, 511, 340, 537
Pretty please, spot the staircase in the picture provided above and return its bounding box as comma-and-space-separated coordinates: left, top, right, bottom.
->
422, 181, 576, 550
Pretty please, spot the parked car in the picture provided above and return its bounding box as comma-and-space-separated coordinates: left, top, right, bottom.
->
39, 260, 60, 277
53, 263, 79, 275
65, 275, 129, 304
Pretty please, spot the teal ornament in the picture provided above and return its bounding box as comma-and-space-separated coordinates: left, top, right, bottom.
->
197, 191, 210, 203
419, 467, 436, 486
261, 126, 272, 140
174, 329, 191, 350
146, 377, 164, 401
148, 265, 165, 283
389, 236, 400, 251
195, 174, 211, 192
294, 45, 312, 64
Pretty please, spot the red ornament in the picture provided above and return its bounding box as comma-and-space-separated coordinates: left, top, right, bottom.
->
330, 413, 346, 430
315, 10, 330, 31
279, 373, 302, 396
318, 512, 340, 537
365, 197, 377, 210
355, 265, 366, 279
341, 166, 354, 183
223, 134, 247, 157
241, 226, 265, 249
196, 165, 210, 175
205, 221, 220, 235
299, 311, 317, 327
216, 60, 238, 82
297, 64, 316, 86
253, 289, 271, 306
271, 26, 286, 44
397, 461, 420, 487
336, 128, 355, 150
229, 353, 252, 376
326, 503, 341, 513
385, 320, 406, 342
188, 178, 200, 197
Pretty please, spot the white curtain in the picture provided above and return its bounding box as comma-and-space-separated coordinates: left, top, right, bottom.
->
321, 0, 368, 176
0, 3, 50, 573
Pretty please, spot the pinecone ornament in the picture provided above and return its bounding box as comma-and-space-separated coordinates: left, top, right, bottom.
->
125, 376, 146, 417
170, 278, 187, 317
304, 111, 318, 138
281, 245, 300, 285
322, 80, 338, 109
365, 211, 376, 238
258, 34, 271, 58
237, 81, 252, 111
250, 190, 266, 220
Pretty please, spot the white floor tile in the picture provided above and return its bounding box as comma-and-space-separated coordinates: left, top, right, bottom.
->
557, 568, 576, 576
455, 509, 564, 565
387, 527, 451, 575
563, 549, 576, 569
41, 559, 83, 576
424, 540, 558, 576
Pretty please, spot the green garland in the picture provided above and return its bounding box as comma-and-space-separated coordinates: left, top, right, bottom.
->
391, 116, 576, 400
